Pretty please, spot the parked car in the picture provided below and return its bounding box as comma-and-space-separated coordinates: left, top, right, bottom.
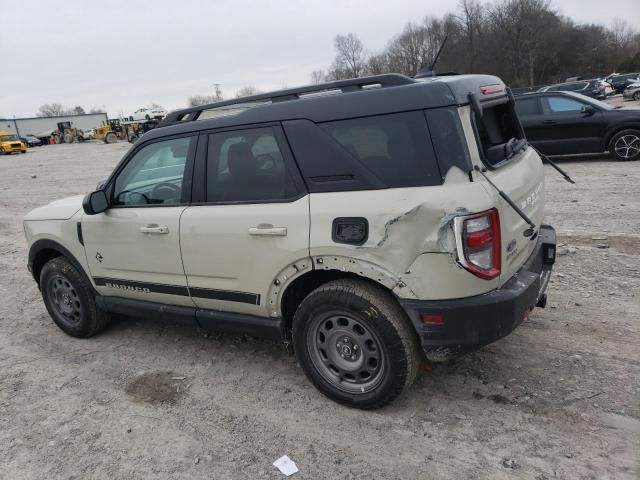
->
622, 81, 640, 101
24, 73, 556, 409
538, 79, 613, 99
81, 128, 96, 141
515, 91, 640, 160
605, 73, 640, 94
0, 131, 27, 154
129, 107, 167, 121
21, 134, 42, 147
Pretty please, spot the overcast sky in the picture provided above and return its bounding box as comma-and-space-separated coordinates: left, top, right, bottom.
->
1, 0, 638, 118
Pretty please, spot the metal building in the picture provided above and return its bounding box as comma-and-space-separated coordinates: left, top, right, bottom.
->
0, 113, 109, 139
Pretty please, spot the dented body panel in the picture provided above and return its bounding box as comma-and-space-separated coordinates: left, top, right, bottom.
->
308, 169, 500, 301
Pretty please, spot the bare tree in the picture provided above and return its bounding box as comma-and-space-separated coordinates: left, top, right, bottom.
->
313, 0, 639, 87
89, 107, 105, 114
235, 86, 262, 98
72, 106, 86, 115
310, 70, 326, 84
149, 103, 165, 110
188, 95, 219, 107
36, 103, 67, 117
329, 33, 368, 79
455, 0, 485, 71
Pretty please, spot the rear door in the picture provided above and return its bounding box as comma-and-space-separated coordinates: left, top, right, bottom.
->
514, 96, 546, 150
180, 125, 310, 318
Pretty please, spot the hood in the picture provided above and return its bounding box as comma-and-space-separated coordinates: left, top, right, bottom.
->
24, 195, 84, 221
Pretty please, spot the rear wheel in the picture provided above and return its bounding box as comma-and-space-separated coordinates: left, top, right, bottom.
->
40, 257, 111, 337
293, 279, 421, 409
633, 91, 640, 101
63, 133, 73, 143
105, 132, 117, 144
609, 129, 640, 161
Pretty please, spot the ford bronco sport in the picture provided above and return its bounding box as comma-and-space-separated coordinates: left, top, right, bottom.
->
24, 74, 556, 409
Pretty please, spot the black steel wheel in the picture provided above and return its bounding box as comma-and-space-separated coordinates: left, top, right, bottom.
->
307, 312, 385, 395
40, 257, 111, 337
293, 279, 422, 409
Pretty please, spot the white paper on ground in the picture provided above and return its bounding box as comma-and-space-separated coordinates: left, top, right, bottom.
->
273, 455, 299, 476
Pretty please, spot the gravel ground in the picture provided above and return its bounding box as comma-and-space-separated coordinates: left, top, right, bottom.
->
1, 117, 639, 479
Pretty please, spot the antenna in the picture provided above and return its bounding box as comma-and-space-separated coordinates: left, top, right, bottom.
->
415, 35, 449, 79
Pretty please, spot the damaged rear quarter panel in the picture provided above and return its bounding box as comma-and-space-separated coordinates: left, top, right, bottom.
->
309, 169, 501, 300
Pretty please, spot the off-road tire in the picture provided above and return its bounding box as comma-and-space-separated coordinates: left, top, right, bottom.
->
40, 257, 111, 338
292, 279, 422, 409
609, 129, 640, 161
105, 132, 117, 144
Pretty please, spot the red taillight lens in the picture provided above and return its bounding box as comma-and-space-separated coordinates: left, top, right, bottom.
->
455, 209, 501, 280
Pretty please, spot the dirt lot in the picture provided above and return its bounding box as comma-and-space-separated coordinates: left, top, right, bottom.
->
1, 133, 639, 479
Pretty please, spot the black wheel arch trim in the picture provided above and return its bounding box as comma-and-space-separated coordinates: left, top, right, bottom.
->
28, 239, 91, 288
602, 124, 640, 150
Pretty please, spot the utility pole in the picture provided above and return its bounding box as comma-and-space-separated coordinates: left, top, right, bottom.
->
212, 83, 222, 100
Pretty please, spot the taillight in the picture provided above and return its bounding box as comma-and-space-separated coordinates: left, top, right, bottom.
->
454, 209, 501, 280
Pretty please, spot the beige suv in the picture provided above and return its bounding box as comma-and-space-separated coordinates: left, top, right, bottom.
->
24, 74, 556, 409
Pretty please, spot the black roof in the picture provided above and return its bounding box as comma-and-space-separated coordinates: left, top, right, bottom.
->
147, 73, 506, 141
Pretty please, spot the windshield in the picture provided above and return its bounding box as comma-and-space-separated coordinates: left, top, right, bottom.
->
0, 134, 19, 141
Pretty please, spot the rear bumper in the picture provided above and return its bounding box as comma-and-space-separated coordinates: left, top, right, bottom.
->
399, 224, 556, 361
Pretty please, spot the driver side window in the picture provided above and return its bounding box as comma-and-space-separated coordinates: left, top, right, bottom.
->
112, 136, 192, 206
543, 96, 584, 114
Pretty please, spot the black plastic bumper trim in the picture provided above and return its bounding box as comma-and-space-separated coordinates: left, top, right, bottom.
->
399, 224, 556, 360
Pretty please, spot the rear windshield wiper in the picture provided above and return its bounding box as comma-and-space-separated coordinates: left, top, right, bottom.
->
473, 165, 536, 238
530, 145, 575, 184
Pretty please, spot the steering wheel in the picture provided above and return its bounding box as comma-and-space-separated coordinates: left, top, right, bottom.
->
151, 182, 181, 203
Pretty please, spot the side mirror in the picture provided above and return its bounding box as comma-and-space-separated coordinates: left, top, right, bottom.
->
581, 105, 595, 116
82, 190, 108, 215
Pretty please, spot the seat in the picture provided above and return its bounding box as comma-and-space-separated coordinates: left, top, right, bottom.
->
220, 142, 271, 201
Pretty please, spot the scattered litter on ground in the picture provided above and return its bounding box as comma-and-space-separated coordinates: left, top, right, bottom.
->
273, 455, 298, 476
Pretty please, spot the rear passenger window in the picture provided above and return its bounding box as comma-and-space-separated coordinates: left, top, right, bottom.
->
320, 112, 441, 188
205, 127, 301, 203
515, 98, 540, 116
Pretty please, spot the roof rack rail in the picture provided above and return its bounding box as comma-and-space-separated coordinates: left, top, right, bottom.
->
159, 74, 416, 126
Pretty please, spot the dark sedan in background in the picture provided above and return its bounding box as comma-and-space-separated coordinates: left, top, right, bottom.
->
515, 91, 640, 161
20, 135, 42, 147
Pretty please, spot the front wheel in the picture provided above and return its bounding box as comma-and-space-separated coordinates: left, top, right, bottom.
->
609, 129, 640, 161
40, 257, 111, 337
293, 279, 422, 409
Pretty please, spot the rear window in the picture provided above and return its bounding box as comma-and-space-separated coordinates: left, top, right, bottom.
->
319, 112, 441, 188
472, 99, 525, 167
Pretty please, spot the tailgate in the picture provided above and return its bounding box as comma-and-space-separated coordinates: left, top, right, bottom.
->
482, 147, 545, 284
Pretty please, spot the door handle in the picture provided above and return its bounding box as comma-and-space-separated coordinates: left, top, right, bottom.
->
140, 224, 169, 234
543, 120, 556, 125
248, 224, 287, 236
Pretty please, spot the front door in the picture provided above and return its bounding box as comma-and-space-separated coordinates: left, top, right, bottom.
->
180, 126, 310, 318
82, 135, 196, 306
536, 95, 606, 154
